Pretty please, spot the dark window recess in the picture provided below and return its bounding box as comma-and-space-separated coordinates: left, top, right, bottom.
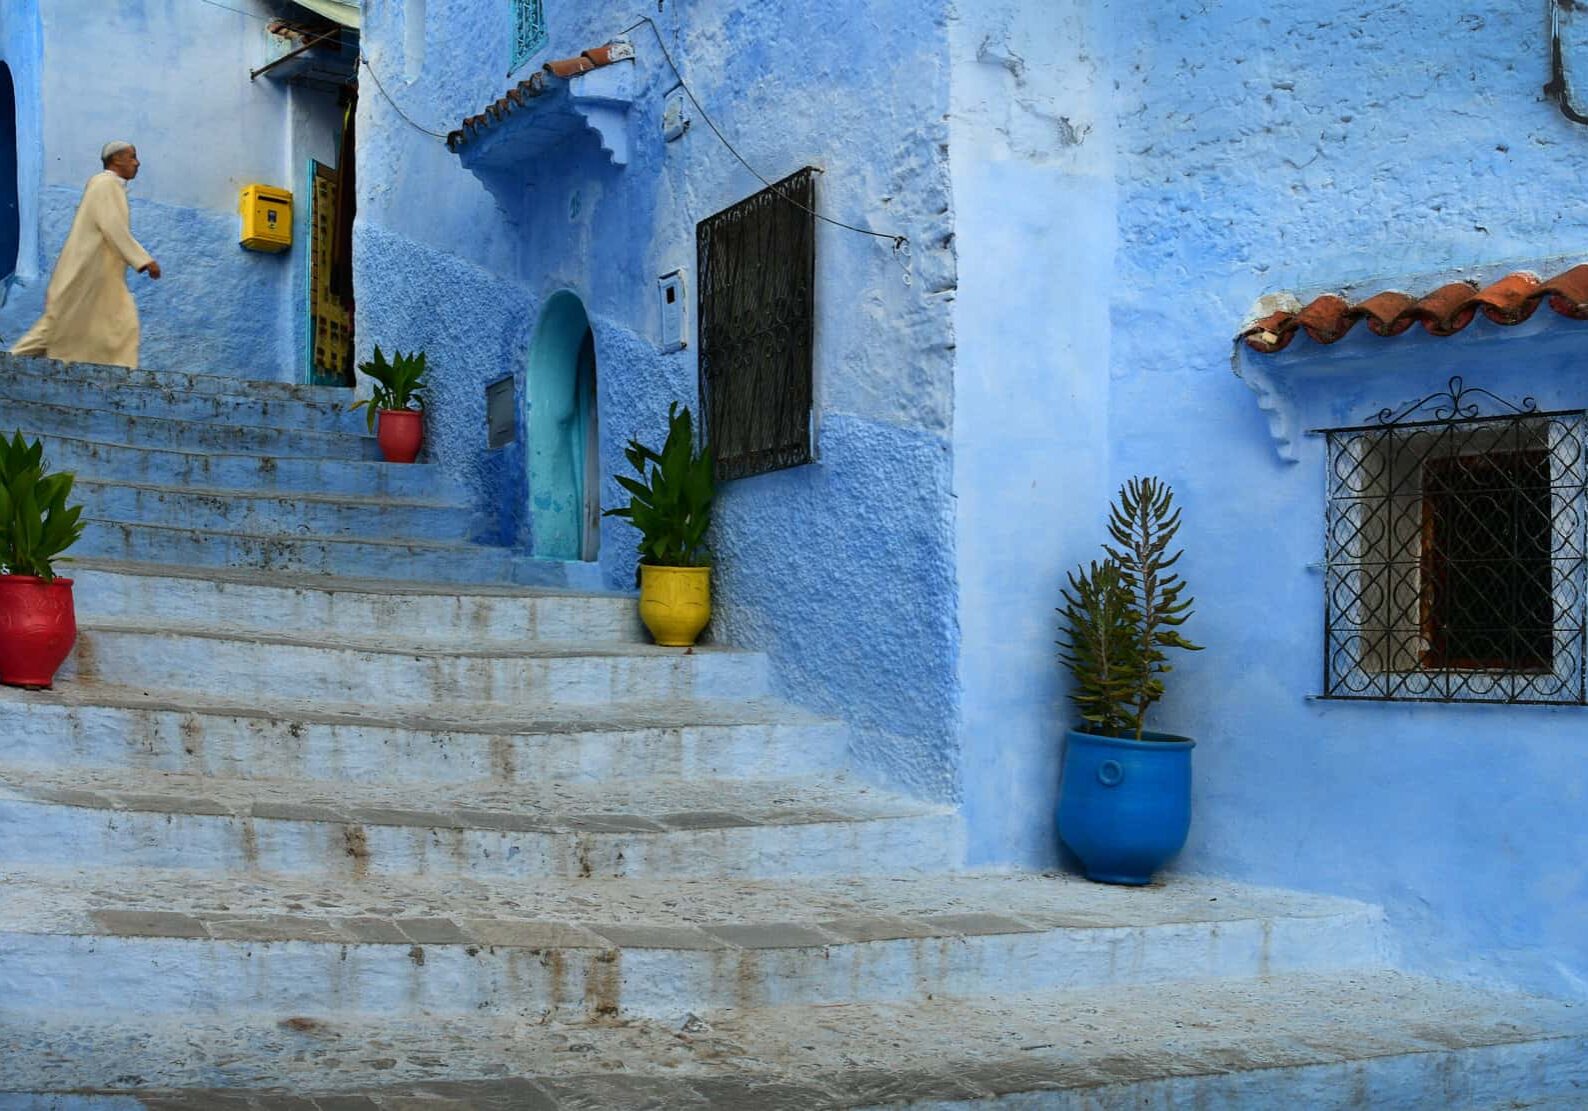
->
485, 375, 516, 450
696, 167, 816, 481
1319, 379, 1588, 704
1420, 451, 1554, 671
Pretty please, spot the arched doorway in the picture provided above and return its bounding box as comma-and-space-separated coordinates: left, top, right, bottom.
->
526, 291, 600, 561
0, 61, 19, 283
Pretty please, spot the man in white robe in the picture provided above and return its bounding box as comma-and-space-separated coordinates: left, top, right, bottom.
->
10, 141, 162, 368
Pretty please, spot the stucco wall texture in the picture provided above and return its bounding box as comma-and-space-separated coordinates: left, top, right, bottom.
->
8, 0, 1587, 1005
0, 0, 325, 377
355, 0, 963, 799
1102, 2, 1588, 1002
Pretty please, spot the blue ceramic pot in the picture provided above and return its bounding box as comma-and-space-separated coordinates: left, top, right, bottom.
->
1057, 728, 1194, 885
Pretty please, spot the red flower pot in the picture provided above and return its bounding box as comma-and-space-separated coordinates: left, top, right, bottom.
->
376, 408, 424, 463
0, 575, 76, 689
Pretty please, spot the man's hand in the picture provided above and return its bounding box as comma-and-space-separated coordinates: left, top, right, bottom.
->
140, 260, 162, 280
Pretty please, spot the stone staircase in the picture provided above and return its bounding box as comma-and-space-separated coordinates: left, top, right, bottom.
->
0, 354, 1584, 1109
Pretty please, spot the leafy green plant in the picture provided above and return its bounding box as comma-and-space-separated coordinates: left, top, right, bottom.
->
604, 403, 714, 567
1058, 476, 1202, 740
349, 346, 428, 432
0, 431, 85, 581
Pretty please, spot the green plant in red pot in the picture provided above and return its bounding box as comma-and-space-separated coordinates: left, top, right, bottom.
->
351, 346, 428, 463
0, 432, 86, 688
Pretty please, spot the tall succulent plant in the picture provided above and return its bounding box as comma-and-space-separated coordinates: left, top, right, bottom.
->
1059, 476, 1202, 739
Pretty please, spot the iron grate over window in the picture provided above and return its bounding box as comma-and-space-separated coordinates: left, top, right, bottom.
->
696, 167, 816, 482
1320, 378, 1588, 704
510, 0, 547, 73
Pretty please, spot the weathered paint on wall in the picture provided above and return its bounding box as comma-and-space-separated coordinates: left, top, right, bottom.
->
949, 0, 1117, 866
0, 0, 43, 310
0, 0, 323, 377
355, 0, 964, 799
1101, 2, 1588, 1001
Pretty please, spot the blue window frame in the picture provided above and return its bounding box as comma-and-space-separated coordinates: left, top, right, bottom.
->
511, 0, 547, 73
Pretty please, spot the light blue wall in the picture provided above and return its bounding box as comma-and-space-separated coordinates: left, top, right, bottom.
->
949, 1, 1117, 866
1098, 2, 1588, 1001
356, 0, 964, 798
0, 0, 42, 316
0, 0, 309, 377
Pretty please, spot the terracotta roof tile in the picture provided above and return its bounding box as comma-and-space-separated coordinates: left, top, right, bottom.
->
446, 42, 632, 152
1241, 265, 1588, 353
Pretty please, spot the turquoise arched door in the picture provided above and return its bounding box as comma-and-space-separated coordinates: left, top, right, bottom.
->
526, 292, 600, 561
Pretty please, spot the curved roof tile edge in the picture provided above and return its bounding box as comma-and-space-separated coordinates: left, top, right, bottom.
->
1240, 265, 1588, 354
446, 42, 630, 152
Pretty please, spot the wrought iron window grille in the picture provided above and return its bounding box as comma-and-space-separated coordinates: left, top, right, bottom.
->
696, 167, 816, 481
510, 0, 547, 74
1317, 377, 1588, 704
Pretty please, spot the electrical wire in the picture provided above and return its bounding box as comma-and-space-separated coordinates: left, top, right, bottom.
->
616, 15, 909, 252
193, 0, 912, 249
358, 56, 451, 139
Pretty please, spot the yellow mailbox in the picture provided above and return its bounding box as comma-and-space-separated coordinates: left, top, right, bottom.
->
239, 184, 292, 253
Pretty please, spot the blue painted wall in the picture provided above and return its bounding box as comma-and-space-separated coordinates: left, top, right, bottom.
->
34, 0, 1561, 1005
1095, 2, 1588, 1001
355, 0, 964, 798
0, 0, 338, 379
0, 0, 42, 318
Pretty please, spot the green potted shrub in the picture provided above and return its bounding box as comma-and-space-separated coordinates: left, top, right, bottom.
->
1056, 476, 1203, 885
351, 346, 428, 463
604, 402, 715, 647
0, 432, 86, 688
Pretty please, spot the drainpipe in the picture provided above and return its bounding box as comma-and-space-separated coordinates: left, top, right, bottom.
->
1545, 0, 1588, 125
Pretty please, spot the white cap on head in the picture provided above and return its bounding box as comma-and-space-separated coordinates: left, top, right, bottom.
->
100, 140, 133, 162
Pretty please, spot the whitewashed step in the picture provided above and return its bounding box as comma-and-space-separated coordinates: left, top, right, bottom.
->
67, 560, 642, 644
0, 683, 848, 784
0, 766, 960, 879
73, 479, 464, 540
0, 352, 352, 404
0, 395, 370, 458
6, 973, 1581, 1108
64, 621, 765, 704
0, 867, 1386, 1021
0, 368, 361, 433
34, 432, 454, 498
73, 517, 601, 588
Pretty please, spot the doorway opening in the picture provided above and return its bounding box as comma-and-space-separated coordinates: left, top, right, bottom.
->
0, 61, 19, 285
527, 291, 600, 561
306, 87, 356, 385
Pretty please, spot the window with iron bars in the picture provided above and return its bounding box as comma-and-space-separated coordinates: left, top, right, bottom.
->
1320, 379, 1588, 704
696, 167, 816, 482
510, 0, 546, 74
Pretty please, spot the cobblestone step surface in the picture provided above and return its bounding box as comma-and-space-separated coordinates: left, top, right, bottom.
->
0, 684, 845, 784
0, 867, 1386, 1020
2, 972, 1583, 1108
0, 765, 959, 879
66, 561, 643, 644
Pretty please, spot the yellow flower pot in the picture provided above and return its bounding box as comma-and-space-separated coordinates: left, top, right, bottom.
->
638, 564, 712, 647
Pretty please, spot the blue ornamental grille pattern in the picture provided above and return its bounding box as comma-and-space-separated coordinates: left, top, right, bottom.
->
511, 0, 547, 73
1320, 384, 1588, 704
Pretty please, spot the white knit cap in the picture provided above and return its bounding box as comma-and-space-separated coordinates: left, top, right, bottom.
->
100, 140, 134, 162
